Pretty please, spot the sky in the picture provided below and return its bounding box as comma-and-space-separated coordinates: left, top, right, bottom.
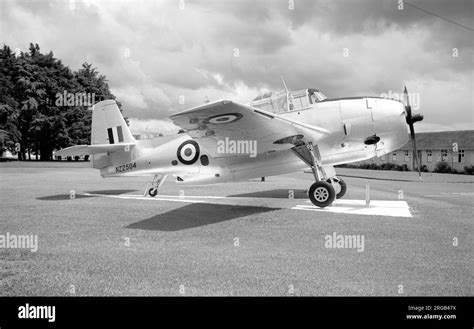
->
1, 0, 473, 135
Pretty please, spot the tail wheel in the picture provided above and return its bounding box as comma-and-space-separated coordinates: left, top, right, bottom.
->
327, 178, 347, 199
148, 188, 158, 197
308, 181, 336, 208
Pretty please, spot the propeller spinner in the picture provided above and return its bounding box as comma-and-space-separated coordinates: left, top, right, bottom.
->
403, 86, 424, 178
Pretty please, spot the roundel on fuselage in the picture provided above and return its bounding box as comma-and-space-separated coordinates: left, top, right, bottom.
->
177, 140, 200, 165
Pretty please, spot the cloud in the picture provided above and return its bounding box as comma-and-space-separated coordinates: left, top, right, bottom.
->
1, 0, 472, 131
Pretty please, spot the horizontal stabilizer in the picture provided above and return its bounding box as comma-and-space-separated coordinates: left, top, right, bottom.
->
55, 143, 135, 156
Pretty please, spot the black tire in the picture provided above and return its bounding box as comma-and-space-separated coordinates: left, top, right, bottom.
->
336, 178, 347, 199
308, 181, 336, 208
327, 178, 347, 199
148, 188, 158, 197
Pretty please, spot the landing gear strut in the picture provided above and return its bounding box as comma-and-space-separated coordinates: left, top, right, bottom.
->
145, 175, 167, 197
291, 142, 345, 208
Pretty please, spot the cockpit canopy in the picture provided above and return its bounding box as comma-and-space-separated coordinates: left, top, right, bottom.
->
307, 88, 328, 103
250, 88, 327, 114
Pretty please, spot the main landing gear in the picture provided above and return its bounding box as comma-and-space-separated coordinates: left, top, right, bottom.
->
308, 181, 335, 208
326, 176, 347, 199
291, 142, 346, 208
145, 174, 167, 197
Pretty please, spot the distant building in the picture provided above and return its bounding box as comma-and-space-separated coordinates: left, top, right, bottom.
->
355, 130, 474, 172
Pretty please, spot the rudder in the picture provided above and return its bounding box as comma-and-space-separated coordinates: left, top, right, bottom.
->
91, 100, 135, 170
92, 100, 135, 145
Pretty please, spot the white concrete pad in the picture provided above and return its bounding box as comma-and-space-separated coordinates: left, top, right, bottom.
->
82, 193, 412, 218
83, 193, 205, 203
292, 199, 412, 218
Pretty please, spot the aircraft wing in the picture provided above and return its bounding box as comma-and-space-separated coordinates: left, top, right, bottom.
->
169, 100, 330, 157
55, 143, 135, 156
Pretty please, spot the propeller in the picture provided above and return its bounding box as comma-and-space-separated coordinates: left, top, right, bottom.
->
403, 86, 424, 178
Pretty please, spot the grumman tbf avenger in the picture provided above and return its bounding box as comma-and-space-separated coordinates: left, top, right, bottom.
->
56, 87, 423, 208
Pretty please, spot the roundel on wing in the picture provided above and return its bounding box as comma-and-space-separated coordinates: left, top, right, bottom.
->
177, 140, 200, 165
204, 113, 243, 125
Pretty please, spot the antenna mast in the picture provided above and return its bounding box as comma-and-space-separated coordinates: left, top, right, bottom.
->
281, 75, 292, 111
281, 75, 289, 93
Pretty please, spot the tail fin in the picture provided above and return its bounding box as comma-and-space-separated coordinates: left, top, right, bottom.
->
55, 100, 136, 173
90, 100, 135, 171
92, 100, 135, 145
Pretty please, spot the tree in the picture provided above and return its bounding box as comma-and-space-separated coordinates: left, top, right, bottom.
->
0, 43, 124, 160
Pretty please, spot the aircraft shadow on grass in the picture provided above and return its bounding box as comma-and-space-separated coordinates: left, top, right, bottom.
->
126, 203, 279, 232
36, 194, 95, 201
36, 189, 138, 201
85, 189, 139, 195
227, 188, 308, 199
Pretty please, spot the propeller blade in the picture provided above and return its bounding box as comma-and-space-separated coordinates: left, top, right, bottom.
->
404, 86, 422, 179
404, 86, 410, 107
409, 124, 421, 178
404, 86, 412, 120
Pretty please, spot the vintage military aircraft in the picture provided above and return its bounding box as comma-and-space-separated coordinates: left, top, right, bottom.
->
55, 87, 423, 208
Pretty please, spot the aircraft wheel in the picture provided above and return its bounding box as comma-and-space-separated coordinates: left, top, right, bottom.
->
308, 181, 335, 208
327, 178, 347, 199
148, 188, 158, 197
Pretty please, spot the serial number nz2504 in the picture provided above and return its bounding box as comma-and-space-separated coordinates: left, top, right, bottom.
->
115, 162, 137, 173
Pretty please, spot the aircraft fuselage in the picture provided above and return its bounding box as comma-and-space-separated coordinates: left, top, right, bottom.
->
100, 97, 409, 185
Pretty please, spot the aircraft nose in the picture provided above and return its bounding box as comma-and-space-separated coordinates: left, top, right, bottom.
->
397, 99, 407, 117
374, 98, 406, 117
371, 98, 410, 153
372, 98, 409, 134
